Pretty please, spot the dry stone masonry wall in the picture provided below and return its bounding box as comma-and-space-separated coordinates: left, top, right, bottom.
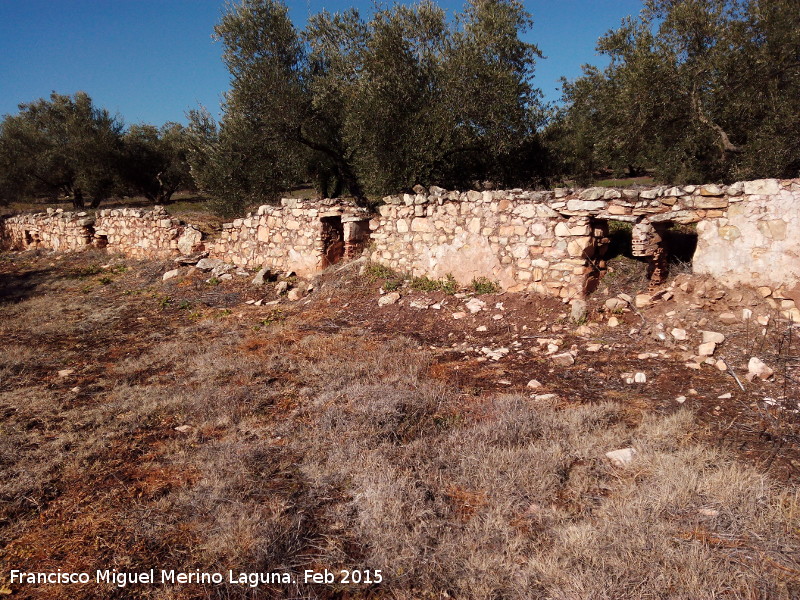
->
94, 206, 203, 258
370, 179, 800, 306
0, 209, 95, 252
208, 198, 370, 276
2, 178, 799, 315
0, 206, 203, 258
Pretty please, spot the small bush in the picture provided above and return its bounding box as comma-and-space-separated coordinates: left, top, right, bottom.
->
68, 264, 102, 278
409, 276, 442, 292
364, 262, 399, 282
441, 274, 458, 294
382, 278, 402, 292
260, 309, 284, 327
470, 276, 500, 294
409, 274, 459, 294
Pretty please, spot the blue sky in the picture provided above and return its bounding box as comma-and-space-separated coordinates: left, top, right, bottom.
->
0, 0, 644, 126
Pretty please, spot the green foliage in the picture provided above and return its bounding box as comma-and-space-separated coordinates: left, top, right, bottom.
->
185, 105, 306, 217
259, 309, 285, 327
194, 0, 548, 215
0, 92, 124, 208
0, 92, 197, 208
409, 274, 459, 294
363, 262, 400, 282
382, 278, 403, 292
119, 123, 194, 204
68, 264, 103, 278
409, 276, 444, 292
470, 276, 499, 294
440, 274, 459, 295
362, 262, 406, 292
554, 0, 800, 184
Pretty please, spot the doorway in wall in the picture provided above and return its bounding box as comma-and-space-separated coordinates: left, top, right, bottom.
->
343, 219, 371, 259
590, 218, 698, 293
320, 216, 345, 268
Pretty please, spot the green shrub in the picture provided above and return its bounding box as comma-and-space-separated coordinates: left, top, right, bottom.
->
409, 274, 460, 295
440, 274, 459, 295
364, 262, 399, 282
410, 276, 444, 292
383, 279, 402, 292
470, 277, 500, 294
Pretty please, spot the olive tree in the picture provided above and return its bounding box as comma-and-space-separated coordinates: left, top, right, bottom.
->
192, 0, 547, 212
119, 123, 194, 204
0, 92, 124, 208
555, 0, 800, 184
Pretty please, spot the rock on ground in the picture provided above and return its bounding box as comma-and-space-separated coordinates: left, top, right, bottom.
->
378, 292, 401, 307
747, 357, 774, 381
605, 447, 637, 467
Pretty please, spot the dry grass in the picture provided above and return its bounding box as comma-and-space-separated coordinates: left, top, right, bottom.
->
0, 250, 798, 599
296, 393, 799, 599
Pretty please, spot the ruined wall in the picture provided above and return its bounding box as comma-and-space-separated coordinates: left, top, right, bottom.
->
94, 206, 202, 259
369, 178, 800, 302
369, 191, 596, 297
208, 198, 370, 276
2, 179, 799, 310
0, 206, 202, 258
0, 209, 94, 251
693, 179, 800, 303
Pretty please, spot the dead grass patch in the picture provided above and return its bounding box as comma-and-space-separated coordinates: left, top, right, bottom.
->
0, 251, 798, 600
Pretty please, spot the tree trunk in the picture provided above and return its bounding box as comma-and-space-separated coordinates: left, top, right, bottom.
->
295, 126, 366, 203
72, 189, 85, 209
691, 86, 740, 155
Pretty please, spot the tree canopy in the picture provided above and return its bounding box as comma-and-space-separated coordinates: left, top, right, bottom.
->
555, 0, 800, 184
0, 92, 194, 208
0, 92, 124, 208
119, 123, 194, 205
4, 0, 799, 213
189, 0, 548, 211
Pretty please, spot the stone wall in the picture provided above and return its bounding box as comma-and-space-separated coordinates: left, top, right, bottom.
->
207, 198, 370, 276
0, 209, 95, 252
370, 191, 596, 298
2, 179, 799, 312
369, 178, 800, 302
693, 180, 800, 304
0, 206, 203, 258
94, 206, 203, 259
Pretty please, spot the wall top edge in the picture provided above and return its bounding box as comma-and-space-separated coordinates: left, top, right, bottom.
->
2, 177, 797, 225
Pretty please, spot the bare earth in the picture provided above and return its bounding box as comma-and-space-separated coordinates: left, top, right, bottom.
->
0, 249, 798, 599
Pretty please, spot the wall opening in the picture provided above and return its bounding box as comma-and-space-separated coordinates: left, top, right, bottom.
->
94, 234, 109, 249
662, 223, 698, 273
23, 230, 33, 246
343, 219, 371, 259
320, 216, 345, 267
589, 219, 651, 292
590, 218, 698, 294
584, 219, 609, 295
